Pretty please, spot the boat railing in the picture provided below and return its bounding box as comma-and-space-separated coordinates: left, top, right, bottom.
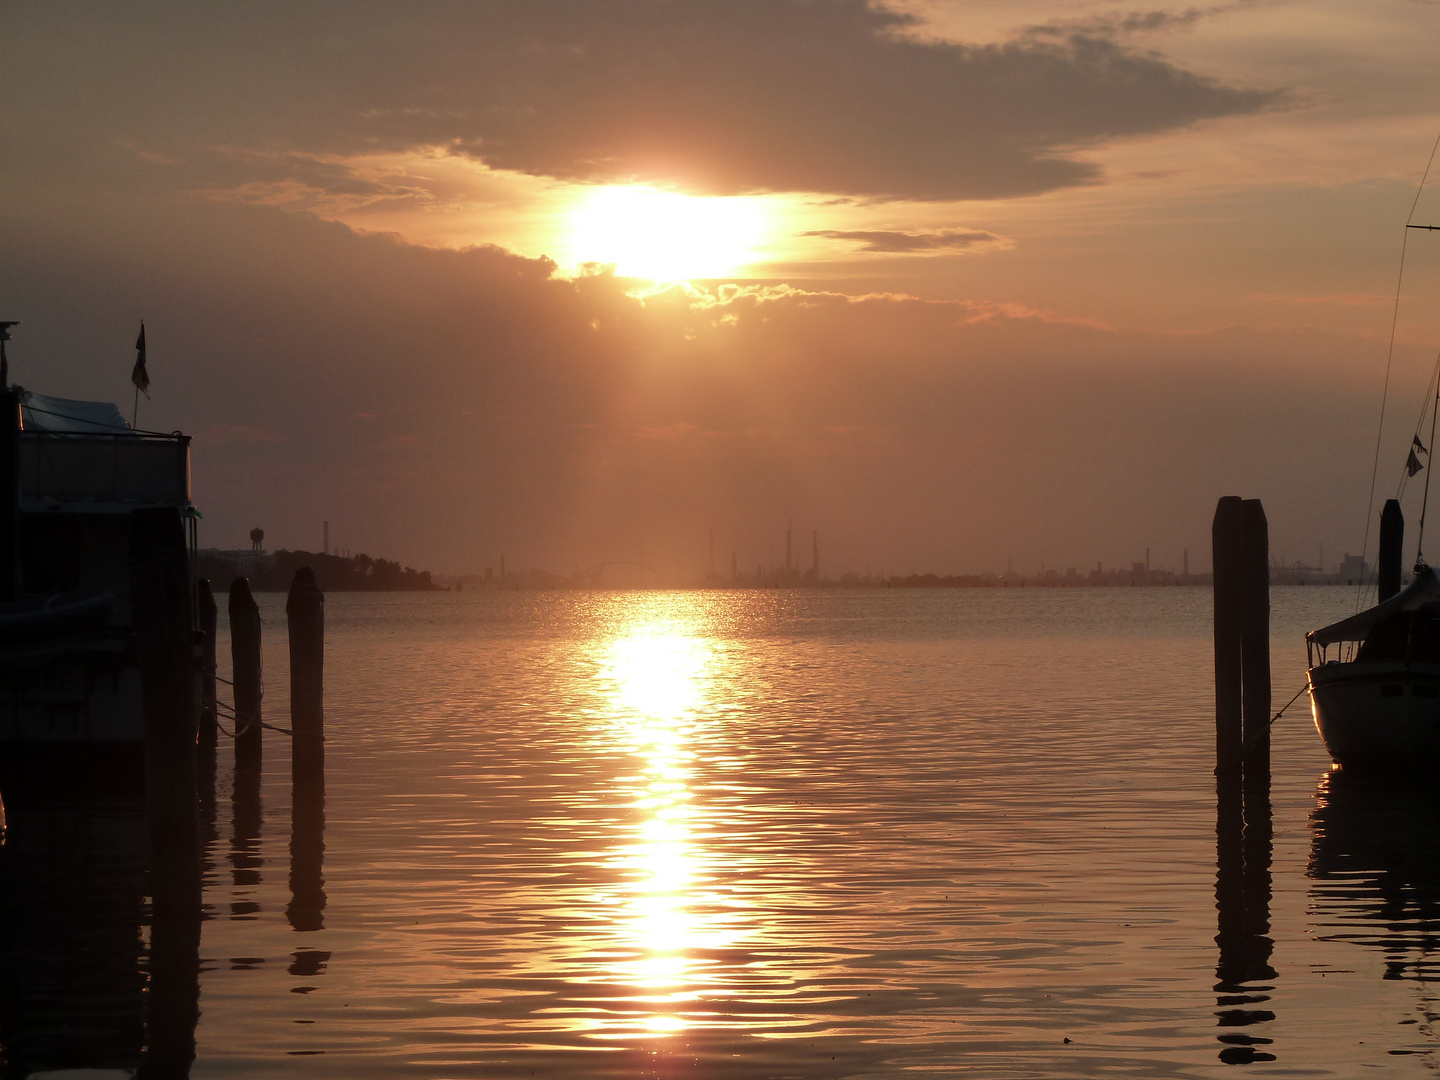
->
18, 430, 191, 508
1308, 637, 1362, 667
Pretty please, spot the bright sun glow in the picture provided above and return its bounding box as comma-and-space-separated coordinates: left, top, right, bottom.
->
568, 187, 767, 281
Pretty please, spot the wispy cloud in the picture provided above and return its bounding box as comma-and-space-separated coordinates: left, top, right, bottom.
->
1253, 292, 1395, 307
1020, 2, 1263, 42
801, 227, 1009, 254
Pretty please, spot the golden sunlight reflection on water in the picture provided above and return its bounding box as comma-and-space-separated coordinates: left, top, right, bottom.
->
598, 623, 715, 1038
23, 587, 1426, 1078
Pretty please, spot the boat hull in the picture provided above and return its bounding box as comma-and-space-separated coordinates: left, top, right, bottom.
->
1308, 661, 1440, 769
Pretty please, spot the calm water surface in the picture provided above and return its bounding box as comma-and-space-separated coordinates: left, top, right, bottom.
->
4, 587, 1439, 1077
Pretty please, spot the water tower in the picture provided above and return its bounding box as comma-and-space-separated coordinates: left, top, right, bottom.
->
250, 527, 264, 553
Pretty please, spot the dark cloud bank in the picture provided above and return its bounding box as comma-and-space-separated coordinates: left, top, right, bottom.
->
9, 0, 1276, 200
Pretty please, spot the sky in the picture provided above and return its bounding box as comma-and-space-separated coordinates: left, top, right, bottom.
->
4, 0, 1440, 579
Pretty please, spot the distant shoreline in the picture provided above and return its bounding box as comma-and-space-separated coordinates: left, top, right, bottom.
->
431, 574, 1367, 592
198, 548, 443, 592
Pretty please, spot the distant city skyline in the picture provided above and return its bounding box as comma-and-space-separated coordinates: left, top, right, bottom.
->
213, 517, 1389, 582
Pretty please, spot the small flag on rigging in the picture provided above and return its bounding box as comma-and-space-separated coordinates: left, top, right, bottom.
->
131, 322, 150, 397
1408, 448, 1425, 477
1415, 435, 1430, 455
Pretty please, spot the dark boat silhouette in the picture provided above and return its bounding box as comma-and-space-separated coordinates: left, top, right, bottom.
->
1307, 568, 1440, 769
0, 366, 195, 772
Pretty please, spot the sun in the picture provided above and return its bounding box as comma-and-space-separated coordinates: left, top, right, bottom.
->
567, 186, 767, 281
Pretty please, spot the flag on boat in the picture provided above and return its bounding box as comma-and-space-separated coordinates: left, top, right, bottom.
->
131, 322, 149, 397
1408, 448, 1425, 476
1415, 435, 1430, 455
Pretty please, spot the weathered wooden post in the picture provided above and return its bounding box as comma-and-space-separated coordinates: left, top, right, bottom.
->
195, 580, 219, 876
129, 507, 202, 1078
1213, 496, 1245, 783
0, 385, 20, 602
1211, 495, 1276, 1061
286, 567, 324, 793
285, 566, 327, 932
129, 507, 199, 866
1240, 499, 1271, 781
197, 578, 218, 748
1379, 498, 1404, 602
229, 576, 263, 772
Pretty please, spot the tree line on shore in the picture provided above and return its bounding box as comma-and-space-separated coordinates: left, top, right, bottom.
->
198, 549, 442, 592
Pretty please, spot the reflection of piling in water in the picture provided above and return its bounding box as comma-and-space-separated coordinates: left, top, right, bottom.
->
230, 763, 263, 920
286, 567, 327, 932
196, 721, 218, 891
141, 861, 203, 1078
1214, 782, 1276, 1064
229, 576, 262, 771
287, 781, 327, 932
0, 797, 148, 1075
128, 507, 202, 1078
1212, 495, 1275, 1064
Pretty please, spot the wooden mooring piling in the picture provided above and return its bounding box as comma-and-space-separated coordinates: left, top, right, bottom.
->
287, 567, 325, 794
1210, 495, 1276, 1062
129, 506, 203, 1077
1379, 498, 1404, 602
286, 566, 328, 931
197, 578, 218, 748
229, 576, 263, 772
1212, 496, 1271, 784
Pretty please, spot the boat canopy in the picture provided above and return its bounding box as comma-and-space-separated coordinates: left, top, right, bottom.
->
1308, 566, 1440, 646
20, 391, 132, 434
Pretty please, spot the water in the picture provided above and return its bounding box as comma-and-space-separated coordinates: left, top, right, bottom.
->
4, 586, 1440, 1077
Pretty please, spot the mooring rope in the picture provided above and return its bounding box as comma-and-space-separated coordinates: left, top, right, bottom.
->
1240, 683, 1310, 759
206, 691, 296, 738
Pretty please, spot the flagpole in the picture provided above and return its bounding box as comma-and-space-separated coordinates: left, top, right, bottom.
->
133, 384, 139, 429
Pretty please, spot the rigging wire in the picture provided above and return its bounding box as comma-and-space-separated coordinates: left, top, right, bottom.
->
1357, 128, 1440, 612
1417, 364, 1440, 567
1391, 348, 1440, 520
1394, 347, 1440, 504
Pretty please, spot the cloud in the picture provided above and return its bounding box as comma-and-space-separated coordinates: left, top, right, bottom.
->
1253, 292, 1395, 306
802, 228, 1009, 254
0, 152, 1394, 576
9, 1, 1277, 202
1021, 2, 1261, 41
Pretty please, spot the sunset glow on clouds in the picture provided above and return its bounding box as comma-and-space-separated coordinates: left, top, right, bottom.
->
4, 1, 1440, 575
